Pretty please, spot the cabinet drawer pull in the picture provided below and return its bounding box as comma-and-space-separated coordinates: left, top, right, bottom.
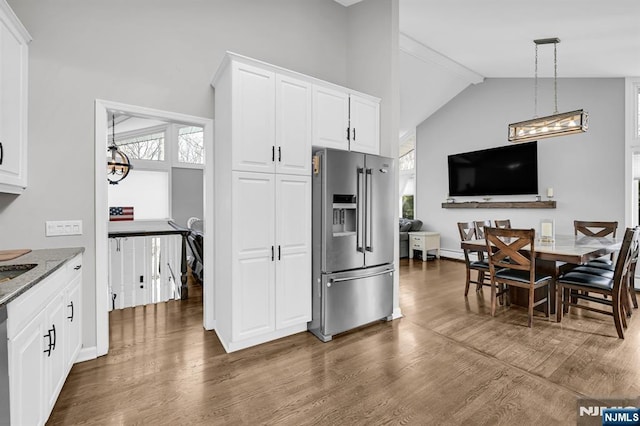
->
272, 146, 275, 162
51, 324, 57, 350
352, 128, 356, 141
271, 246, 275, 261
74, 265, 82, 270
67, 301, 74, 321
278, 146, 281, 162
0, 142, 3, 165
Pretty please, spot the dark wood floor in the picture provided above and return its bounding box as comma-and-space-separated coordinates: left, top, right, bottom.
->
48, 259, 640, 425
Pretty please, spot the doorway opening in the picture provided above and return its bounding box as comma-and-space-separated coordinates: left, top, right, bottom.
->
95, 100, 214, 357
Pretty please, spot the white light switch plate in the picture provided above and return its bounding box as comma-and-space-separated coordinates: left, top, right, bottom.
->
46, 220, 83, 237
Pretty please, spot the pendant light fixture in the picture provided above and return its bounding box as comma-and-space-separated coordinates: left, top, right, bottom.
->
508, 38, 588, 143
107, 114, 133, 184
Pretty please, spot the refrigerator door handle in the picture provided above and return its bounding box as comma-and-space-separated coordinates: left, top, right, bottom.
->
329, 268, 393, 284
365, 168, 373, 252
356, 167, 364, 253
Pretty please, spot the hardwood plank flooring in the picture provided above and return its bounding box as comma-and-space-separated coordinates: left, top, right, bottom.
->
48, 259, 640, 425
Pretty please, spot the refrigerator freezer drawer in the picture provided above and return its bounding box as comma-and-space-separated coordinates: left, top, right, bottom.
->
322, 267, 393, 337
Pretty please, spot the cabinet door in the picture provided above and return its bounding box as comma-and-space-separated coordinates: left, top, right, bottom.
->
349, 95, 380, 155
65, 274, 82, 371
275, 175, 311, 328
9, 310, 46, 426
0, 20, 28, 191
45, 293, 67, 414
232, 61, 276, 173
312, 85, 349, 150
276, 74, 311, 176
232, 172, 276, 340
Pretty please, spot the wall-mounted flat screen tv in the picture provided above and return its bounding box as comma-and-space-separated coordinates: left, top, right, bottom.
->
448, 141, 538, 197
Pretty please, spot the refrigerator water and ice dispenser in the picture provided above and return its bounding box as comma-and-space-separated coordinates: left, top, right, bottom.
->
332, 194, 357, 236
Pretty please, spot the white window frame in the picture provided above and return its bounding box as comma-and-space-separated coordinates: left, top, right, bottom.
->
173, 124, 205, 169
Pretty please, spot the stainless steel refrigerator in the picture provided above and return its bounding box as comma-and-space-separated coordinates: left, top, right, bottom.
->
308, 148, 395, 342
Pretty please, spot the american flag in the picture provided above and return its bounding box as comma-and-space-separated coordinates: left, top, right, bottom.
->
109, 206, 134, 221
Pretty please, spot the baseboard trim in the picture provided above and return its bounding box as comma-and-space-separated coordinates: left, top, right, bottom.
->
75, 346, 98, 363
390, 308, 403, 320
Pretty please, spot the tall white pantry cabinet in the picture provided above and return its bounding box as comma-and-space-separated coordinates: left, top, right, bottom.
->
212, 53, 380, 352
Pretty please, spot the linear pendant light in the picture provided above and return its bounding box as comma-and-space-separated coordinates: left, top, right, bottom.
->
508, 38, 588, 143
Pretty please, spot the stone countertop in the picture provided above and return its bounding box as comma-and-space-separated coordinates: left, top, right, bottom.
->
0, 247, 85, 307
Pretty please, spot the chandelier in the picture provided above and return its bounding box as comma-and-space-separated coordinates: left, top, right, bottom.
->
508, 38, 588, 143
107, 114, 132, 184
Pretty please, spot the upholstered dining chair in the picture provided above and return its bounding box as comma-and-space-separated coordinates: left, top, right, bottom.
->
484, 227, 551, 327
557, 227, 638, 339
474, 220, 492, 239
457, 222, 490, 296
494, 219, 511, 229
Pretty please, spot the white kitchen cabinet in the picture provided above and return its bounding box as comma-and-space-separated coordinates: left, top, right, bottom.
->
7, 253, 84, 425
222, 172, 311, 349
0, 0, 31, 194
312, 85, 381, 155
312, 85, 350, 151
231, 61, 276, 174
275, 174, 311, 329
349, 94, 380, 155
65, 256, 83, 371
276, 74, 312, 175
216, 56, 312, 176
8, 309, 46, 426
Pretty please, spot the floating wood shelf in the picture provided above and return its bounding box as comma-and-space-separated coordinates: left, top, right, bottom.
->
441, 200, 556, 209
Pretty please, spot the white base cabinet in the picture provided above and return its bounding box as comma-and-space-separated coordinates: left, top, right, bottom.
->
216, 172, 311, 352
7, 253, 82, 426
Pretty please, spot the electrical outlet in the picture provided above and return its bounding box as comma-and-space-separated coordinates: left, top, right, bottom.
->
46, 220, 83, 237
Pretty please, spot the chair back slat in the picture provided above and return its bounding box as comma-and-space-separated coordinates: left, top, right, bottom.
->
474, 220, 492, 239
494, 219, 512, 229
485, 227, 535, 274
457, 222, 477, 242
574, 220, 618, 238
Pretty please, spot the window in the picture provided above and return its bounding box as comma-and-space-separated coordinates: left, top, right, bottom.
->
116, 131, 165, 161
402, 195, 414, 219
108, 169, 169, 220
178, 126, 204, 165
399, 150, 415, 171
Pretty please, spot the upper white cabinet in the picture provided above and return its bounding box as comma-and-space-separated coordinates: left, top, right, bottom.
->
349, 94, 380, 155
312, 85, 380, 155
0, 0, 30, 194
231, 61, 276, 174
276, 74, 312, 175
217, 56, 312, 176
312, 85, 350, 151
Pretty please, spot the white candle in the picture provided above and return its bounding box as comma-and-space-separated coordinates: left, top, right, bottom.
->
547, 187, 554, 197
541, 223, 553, 237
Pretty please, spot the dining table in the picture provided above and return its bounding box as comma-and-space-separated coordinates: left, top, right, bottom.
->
461, 234, 622, 315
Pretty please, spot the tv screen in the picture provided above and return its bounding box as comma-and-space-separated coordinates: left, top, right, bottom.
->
448, 141, 538, 197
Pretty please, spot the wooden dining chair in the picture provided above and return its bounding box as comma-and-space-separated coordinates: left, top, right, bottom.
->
485, 227, 551, 327
474, 220, 492, 239
557, 227, 638, 339
457, 222, 490, 296
494, 219, 511, 229
575, 220, 618, 265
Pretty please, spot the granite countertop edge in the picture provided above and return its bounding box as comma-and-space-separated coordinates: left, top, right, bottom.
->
0, 247, 85, 308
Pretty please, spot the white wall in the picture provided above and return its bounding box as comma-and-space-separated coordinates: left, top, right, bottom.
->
1, 0, 398, 350
416, 78, 625, 256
